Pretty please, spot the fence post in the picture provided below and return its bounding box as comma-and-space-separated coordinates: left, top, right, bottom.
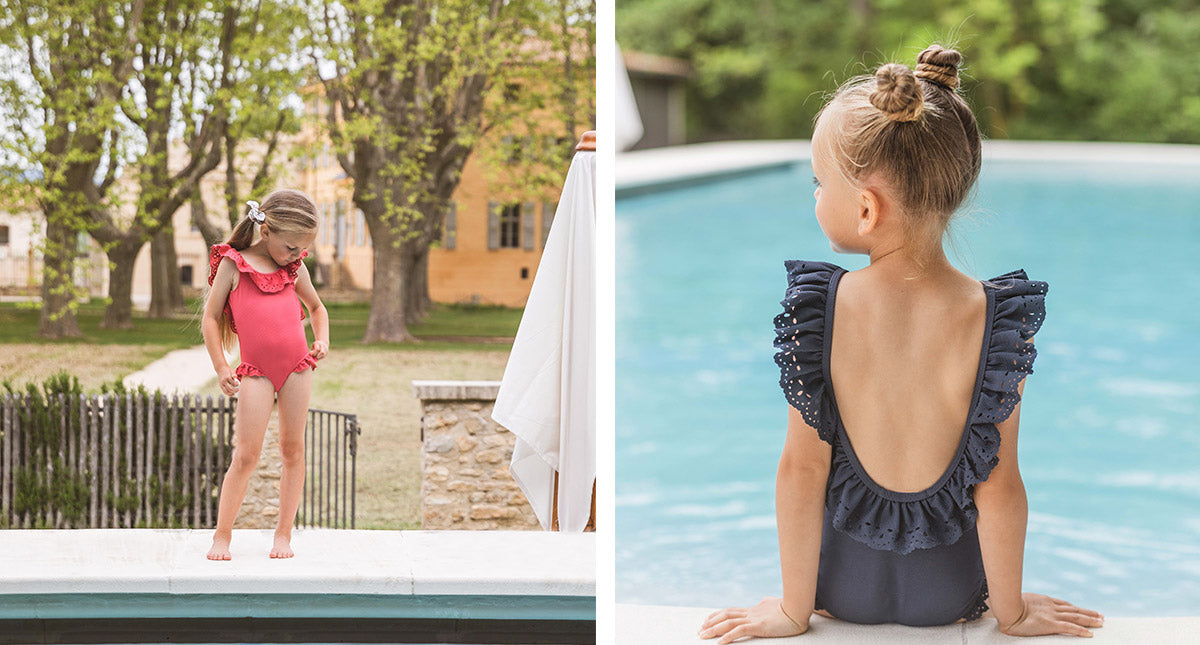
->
56, 393, 65, 528
100, 394, 110, 527
124, 393, 132, 528
2, 394, 10, 528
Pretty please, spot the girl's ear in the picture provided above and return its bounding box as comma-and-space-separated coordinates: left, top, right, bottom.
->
857, 187, 883, 236
259, 223, 270, 240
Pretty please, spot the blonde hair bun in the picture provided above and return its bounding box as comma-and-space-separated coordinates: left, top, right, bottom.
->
915, 44, 962, 90
869, 63, 923, 122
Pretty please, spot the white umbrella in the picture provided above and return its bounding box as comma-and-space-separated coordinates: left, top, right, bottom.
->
491, 137, 596, 532
615, 43, 644, 151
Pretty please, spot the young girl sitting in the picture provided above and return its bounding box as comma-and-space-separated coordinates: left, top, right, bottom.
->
699, 45, 1103, 640
202, 188, 329, 560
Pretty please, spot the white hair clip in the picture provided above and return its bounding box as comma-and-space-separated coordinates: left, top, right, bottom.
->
246, 200, 265, 223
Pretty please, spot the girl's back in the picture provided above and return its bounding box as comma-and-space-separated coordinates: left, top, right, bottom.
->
700, 44, 1101, 643
831, 266, 986, 493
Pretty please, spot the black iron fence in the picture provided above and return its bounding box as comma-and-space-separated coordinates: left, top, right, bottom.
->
0, 392, 359, 529
299, 407, 360, 529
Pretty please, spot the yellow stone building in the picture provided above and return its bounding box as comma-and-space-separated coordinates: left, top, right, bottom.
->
288, 93, 572, 307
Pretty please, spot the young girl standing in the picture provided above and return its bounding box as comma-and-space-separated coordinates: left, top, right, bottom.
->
202, 188, 329, 560
699, 45, 1104, 640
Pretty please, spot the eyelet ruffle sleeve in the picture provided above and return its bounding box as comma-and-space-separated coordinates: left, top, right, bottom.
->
822, 269, 1048, 555
209, 244, 306, 293
772, 260, 841, 445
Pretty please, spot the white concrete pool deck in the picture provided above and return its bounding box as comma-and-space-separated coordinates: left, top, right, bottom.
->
0, 528, 594, 598
617, 603, 1200, 645
616, 139, 1200, 193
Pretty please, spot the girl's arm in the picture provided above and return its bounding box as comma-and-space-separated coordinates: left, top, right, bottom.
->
776, 404, 832, 625
699, 405, 829, 643
294, 262, 329, 359
973, 378, 1029, 628
975, 377, 1104, 638
201, 259, 240, 396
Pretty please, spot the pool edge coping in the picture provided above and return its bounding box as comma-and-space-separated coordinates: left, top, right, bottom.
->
616, 139, 1200, 196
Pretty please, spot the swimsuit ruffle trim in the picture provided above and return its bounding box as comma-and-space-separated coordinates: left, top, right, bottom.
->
772, 260, 842, 444
773, 261, 1047, 555
209, 243, 306, 293
234, 354, 318, 382
208, 243, 309, 334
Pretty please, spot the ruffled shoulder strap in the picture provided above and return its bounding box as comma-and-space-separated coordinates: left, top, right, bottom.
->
208, 243, 239, 286
208, 243, 304, 293
772, 260, 844, 444
975, 269, 1048, 427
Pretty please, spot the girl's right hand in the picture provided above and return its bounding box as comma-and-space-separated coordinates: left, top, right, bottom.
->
698, 597, 808, 643
217, 366, 240, 397
1000, 593, 1104, 638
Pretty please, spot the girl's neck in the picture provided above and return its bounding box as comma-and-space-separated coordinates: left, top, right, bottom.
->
864, 237, 953, 281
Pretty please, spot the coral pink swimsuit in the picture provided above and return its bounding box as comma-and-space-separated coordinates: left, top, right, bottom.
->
208, 244, 317, 393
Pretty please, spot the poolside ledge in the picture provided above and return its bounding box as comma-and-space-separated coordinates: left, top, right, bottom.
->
615, 139, 1200, 196
617, 603, 1199, 644
0, 529, 594, 643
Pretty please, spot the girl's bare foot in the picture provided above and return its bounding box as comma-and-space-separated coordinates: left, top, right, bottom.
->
270, 533, 294, 558
207, 534, 232, 560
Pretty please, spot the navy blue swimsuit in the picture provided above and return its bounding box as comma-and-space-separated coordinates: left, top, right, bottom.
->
772, 260, 1047, 626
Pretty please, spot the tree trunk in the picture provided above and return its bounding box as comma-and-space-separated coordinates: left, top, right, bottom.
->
101, 240, 143, 330
405, 244, 431, 325
191, 193, 225, 248
362, 226, 415, 343
148, 228, 182, 318
37, 211, 82, 339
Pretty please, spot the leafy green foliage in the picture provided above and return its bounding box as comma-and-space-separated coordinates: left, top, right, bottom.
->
617, 0, 1200, 143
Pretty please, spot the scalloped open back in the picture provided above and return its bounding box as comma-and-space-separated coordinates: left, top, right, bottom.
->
772, 260, 1047, 626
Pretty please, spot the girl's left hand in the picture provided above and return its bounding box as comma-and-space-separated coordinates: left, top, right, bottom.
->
699, 597, 808, 643
310, 340, 329, 361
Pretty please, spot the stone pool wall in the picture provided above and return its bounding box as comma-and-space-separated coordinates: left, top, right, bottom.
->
414, 380, 538, 530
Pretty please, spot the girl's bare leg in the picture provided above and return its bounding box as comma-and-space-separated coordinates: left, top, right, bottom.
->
206, 376, 275, 560
270, 368, 312, 558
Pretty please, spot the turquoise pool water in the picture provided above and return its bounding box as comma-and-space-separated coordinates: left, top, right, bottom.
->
616, 156, 1200, 616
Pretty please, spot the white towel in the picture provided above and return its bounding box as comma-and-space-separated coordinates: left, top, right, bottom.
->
492, 149, 596, 532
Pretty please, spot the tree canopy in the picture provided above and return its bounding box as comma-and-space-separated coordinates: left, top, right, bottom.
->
617, 0, 1200, 144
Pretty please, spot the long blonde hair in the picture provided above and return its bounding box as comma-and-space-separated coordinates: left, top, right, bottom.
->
213, 188, 318, 350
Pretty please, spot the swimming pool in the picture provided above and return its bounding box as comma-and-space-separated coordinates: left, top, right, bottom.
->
615, 148, 1200, 616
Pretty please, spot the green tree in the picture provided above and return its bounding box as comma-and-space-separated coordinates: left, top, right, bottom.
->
617, 0, 1200, 144
153, 0, 307, 313
306, 0, 594, 342
0, 0, 146, 337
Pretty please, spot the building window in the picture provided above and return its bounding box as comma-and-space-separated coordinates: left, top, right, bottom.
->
0, 225, 9, 246
180, 265, 194, 287
499, 204, 521, 248
356, 209, 365, 246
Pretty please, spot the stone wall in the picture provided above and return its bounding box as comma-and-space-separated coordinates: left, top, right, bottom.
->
414, 380, 539, 530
